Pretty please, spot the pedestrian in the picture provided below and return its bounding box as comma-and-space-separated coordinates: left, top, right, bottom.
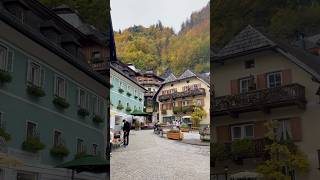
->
122, 120, 131, 147
176, 120, 180, 130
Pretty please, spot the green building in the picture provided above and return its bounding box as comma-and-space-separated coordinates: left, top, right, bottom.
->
0, 0, 108, 179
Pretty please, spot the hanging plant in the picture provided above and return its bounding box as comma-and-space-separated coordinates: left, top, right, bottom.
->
118, 88, 124, 93
50, 144, 69, 158
26, 85, 46, 97
0, 70, 12, 84
93, 115, 104, 123
53, 96, 70, 109
77, 108, 89, 117
22, 136, 45, 153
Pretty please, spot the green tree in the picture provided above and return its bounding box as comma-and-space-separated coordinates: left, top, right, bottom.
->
190, 106, 207, 127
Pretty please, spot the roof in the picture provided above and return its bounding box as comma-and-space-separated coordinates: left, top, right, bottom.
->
163, 73, 177, 83
214, 25, 320, 80
214, 25, 275, 59
178, 69, 196, 80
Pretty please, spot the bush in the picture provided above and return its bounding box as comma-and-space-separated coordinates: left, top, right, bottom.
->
53, 96, 70, 109
93, 115, 104, 123
0, 70, 12, 83
118, 88, 124, 93
77, 108, 89, 117
50, 144, 69, 158
26, 85, 46, 97
22, 137, 45, 153
211, 143, 229, 161
231, 139, 255, 160
0, 128, 11, 141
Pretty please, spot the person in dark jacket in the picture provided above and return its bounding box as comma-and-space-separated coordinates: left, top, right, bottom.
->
122, 120, 131, 147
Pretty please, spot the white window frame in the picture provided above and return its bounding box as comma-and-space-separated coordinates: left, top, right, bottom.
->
76, 138, 85, 154
231, 124, 254, 140
267, 71, 282, 88
0, 44, 14, 72
78, 88, 89, 109
53, 129, 63, 146
26, 120, 38, 138
239, 78, 251, 93
27, 60, 45, 87
54, 75, 67, 98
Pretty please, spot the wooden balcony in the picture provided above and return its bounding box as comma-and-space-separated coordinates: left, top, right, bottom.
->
213, 83, 306, 117
159, 88, 206, 102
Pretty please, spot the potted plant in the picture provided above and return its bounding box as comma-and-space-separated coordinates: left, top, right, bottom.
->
77, 108, 89, 117
93, 115, 104, 123
180, 123, 189, 132
118, 88, 124, 93
231, 139, 255, 164
126, 106, 132, 112
117, 103, 124, 110
126, 92, 132, 97
0, 70, 12, 84
0, 127, 11, 141
22, 136, 45, 153
167, 129, 183, 140
50, 144, 69, 158
52, 96, 70, 109
26, 84, 46, 97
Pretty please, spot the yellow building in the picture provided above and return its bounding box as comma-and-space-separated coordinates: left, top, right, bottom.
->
212, 25, 320, 180
155, 70, 210, 128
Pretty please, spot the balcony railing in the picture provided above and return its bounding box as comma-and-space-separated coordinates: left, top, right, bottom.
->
213, 83, 306, 117
159, 88, 206, 102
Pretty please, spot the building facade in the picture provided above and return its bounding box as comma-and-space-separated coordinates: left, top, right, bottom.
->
136, 70, 164, 123
156, 69, 210, 127
0, 0, 108, 179
212, 25, 320, 180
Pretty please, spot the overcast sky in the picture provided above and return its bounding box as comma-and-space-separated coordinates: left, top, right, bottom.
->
110, 0, 209, 32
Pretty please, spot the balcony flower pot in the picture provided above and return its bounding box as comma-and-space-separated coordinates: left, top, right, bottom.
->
117, 103, 124, 110
0, 70, 12, 84
50, 144, 69, 158
22, 137, 45, 153
134, 96, 138, 99
53, 96, 70, 109
167, 129, 183, 140
77, 108, 89, 117
126, 92, 132, 97
0, 128, 11, 141
118, 88, 124, 94
26, 85, 46, 97
93, 115, 104, 123
126, 106, 132, 112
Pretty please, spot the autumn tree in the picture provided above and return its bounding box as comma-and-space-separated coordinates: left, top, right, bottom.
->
191, 106, 207, 127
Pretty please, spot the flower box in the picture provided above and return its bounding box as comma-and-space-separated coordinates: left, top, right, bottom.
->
167, 130, 183, 140
77, 108, 89, 117
50, 144, 69, 158
0, 70, 12, 84
0, 128, 11, 141
93, 115, 104, 123
53, 96, 70, 109
180, 127, 189, 132
26, 85, 46, 97
22, 137, 45, 153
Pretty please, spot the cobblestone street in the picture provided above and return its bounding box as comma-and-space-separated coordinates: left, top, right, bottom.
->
110, 130, 210, 180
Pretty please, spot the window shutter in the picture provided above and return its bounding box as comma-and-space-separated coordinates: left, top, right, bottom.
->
40, 68, 45, 87
282, 69, 292, 85
230, 79, 239, 95
290, 117, 302, 141
216, 125, 231, 143
254, 121, 267, 139
7, 50, 14, 72
257, 73, 266, 89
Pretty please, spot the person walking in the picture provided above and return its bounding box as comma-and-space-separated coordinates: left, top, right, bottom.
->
122, 120, 131, 147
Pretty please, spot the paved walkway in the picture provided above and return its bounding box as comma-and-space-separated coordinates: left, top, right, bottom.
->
110, 130, 210, 180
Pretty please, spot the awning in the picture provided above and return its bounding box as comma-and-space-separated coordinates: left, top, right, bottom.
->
130, 110, 150, 116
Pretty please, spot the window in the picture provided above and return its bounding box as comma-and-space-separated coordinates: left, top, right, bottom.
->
53, 130, 62, 146
27, 61, 44, 87
239, 78, 250, 93
78, 89, 89, 109
26, 121, 37, 138
92, 144, 98, 155
0, 45, 13, 72
76, 138, 84, 154
231, 124, 254, 140
275, 119, 291, 141
196, 99, 202, 106
267, 72, 282, 88
54, 76, 67, 98
245, 59, 255, 69
93, 96, 103, 116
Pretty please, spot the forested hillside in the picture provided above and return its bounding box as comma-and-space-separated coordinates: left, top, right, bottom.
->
212, 0, 320, 48
115, 3, 210, 75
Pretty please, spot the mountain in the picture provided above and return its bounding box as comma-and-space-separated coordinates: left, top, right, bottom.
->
114, 3, 210, 76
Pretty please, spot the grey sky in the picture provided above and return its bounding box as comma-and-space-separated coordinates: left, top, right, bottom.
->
110, 0, 209, 32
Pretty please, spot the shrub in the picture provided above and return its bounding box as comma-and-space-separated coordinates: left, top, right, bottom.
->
231, 139, 255, 160
0, 70, 12, 83
50, 144, 69, 158
118, 88, 124, 93
77, 108, 89, 117
0, 128, 11, 141
22, 137, 45, 153
126, 92, 131, 97
93, 115, 104, 123
26, 85, 46, 97
53, 96, 70, 109
211, 143, 229, 161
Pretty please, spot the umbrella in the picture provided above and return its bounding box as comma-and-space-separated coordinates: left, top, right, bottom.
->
56, 155, 109, 180
130, 110, 150, 116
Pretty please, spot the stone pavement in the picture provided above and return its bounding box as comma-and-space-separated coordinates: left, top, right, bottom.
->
110, 130, 210, 180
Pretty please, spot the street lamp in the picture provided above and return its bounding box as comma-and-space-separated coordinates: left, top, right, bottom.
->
224, 166, 228, 180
